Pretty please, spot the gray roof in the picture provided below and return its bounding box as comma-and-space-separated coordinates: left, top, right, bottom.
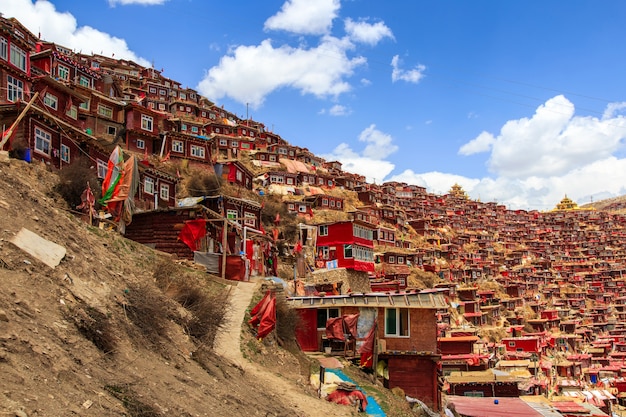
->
286, 291, 448, 309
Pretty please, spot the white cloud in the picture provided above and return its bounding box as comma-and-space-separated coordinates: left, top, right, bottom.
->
1, 0, 150, 66
391, 55, 426, 83
328, 104, 351, 116
197, 37, 366, 108
264, 0, 340, 35
321, 125, 397, 182
389, 96, 626, 210
108, 0, 167, 5
459, 95, 626, 178
344, 18, 394, 46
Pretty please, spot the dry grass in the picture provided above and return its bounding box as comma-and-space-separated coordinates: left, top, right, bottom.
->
64, 303, 117, 354
104, 383, 161, 417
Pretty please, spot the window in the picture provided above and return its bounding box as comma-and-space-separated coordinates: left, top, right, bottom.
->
322, 198, 328, 206
144, 177, 154, 195
319, 246, 329, 259
286, 177, 294, 185
385, 308, 410, 337
201, 111, 207, 118
330, 200, 336, 207
79, 76, 90, 88
9, 44, 27, 71
317, 308, 340, 329
159, 184, 169, 201
319, 225, 328, 236
60, 144, 70, 163
226, 209, 237, 220
181, 123, 187, 131
91, 61, 100, 69
80, 99, 90, 110
57, 64, 69, 80
179, 92, 186, 100
298, 204, 307, 213
344, 244, 353, 259
66, 104, 77, 119
97, 159, 107, 178
149, 87, 157, 94
0, 37, 6, 60
219, 139, 228, 146
337, 201, 342, 209
231, 140, 239, 148
190, 145, 205, 158
107, 126, 116, 136
236, 170, 243, 182
191, 126, 199, 133
288, 203, 294, 211
158, 103, 166, 111
43, 93, 58, 110
141, 114, 153, 131
172, 140, 183, 153
398, 256, 405, 264
186, 106, 191, 112
136, 139, 145, 149
244, 212, 256, 227
34, 126, 51, 155
7, 75, 23, 102
388, 256, 396, 264
98, 104, 113, 118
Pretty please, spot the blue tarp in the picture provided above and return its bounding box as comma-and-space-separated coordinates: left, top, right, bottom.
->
325, 368, 386, 417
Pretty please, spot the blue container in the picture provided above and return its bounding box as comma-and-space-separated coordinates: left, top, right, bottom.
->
23, 148, 31, 162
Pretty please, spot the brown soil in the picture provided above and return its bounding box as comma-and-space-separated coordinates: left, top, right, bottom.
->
0, 159, 371, 417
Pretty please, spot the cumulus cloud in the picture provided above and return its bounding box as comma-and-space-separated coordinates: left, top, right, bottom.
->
108, 0, 167, 5
197, 37, 366, 108
460, 95, 626, 178
391, 55, 426, 83
388, 96, 626, 210
344, 18, 394, 45
328, 104, 351, 116
264, 0, 340, 35
322, 125, 397, 182
2, 0, 149, 66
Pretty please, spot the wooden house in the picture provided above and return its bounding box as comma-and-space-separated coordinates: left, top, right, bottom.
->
303, 194, 344, 211
216, 160, 253, 190
315, 220, 376, 273
287, 291, 447, 410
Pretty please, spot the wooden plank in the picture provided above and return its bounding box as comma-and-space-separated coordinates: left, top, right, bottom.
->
10, 228, 66, 269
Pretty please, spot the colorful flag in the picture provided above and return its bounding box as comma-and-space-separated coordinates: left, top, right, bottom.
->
99, 145, 124, 207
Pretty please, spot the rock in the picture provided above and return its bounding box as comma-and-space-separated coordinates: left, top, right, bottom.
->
14, 409, 28, 417
0, 310, 8, 322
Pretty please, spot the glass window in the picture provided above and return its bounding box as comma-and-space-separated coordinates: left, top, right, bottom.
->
385, 308, 410, 337
98, 104, 113, 118
97, 159, 107, 178
317, 308, 340, 329
344, 244, 353, 259
244, 212, 256, 227
60, 144, 70, 163
172, 140, 183, 153
66, 104, 77, 119
34, 126, 51, 155
7, 75, 23, 102
57, 64, 70, 80
141, 114, 153, 131
0, 37, 6, 60
191, 145, 205, 158
159, 184, 169, 201
79, 76, 90, 88
144, 177, 154, 194
319, 225, 328, 236
136, 139, 145, 149
9, 44, 27, 71
107, 126, 116, 136
43, 93, 58, 110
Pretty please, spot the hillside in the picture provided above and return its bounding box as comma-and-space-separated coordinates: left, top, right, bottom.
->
0, 158, 386, 416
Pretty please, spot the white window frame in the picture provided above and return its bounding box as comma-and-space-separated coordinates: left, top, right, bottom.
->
98, 104, 113, 118
43, 92, 58, 110
344, 244, 353, 259
107, 126, 116, 136
97, 159, 107, 178
226, 209, 237, 220
144, 177, 155, 195
60, 144, 70, 163
57, 64, 70, 80
385, 308, 410, 338
190, 145, 205, 158
34, 126, 51, 156
219, 139, 228, 146
388, 256, 396, 264
136, 139, 145, 150
244, 212, 256, 227
79, 99, 90, 110
319, 225, 328, 236
0, 37, 6, 61
141, 114, 153, 131
79, 76, 90, 88
9, 44, 27, 72
317, 308, 340, 330
159, 184, 169, 201
7, 75, 23, 102
172, 140, 183, 153
191, 126, 199, 133
66, 104, 78, 119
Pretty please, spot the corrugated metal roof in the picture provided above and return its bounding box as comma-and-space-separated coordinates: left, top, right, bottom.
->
286, 291, 448, 309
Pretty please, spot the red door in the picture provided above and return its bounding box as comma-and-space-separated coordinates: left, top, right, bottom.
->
295, 309, 318, 351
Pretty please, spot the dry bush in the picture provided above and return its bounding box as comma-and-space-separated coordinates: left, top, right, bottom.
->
260, 195, 298, 242
65, 304, 116, 354
104, 384, 161, 417
124, 283, 175, 347
183, 169, 222, 197
54, 157, 102, 209
275, 296, 300, 342
407, 268, 439, 289
153, 259, 228, 347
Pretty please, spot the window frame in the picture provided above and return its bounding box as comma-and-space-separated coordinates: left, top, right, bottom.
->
144, 177, 155, 195
34, 126, 51, 156
385, 308, 410, 338
9, 44, 27, 72
319, 225, 328, 236
159, 184, 169, 201
141, 114, 153, 132
43, 92, 58, 110
60, 144, 70, 163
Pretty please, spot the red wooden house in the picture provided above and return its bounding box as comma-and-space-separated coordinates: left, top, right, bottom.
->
315, 220, 375, 273
303, 194, 344, 211
287, 291, 448, 410
161, 131, 212, 166
124, 102, 164, 156
216, 160, 253, 190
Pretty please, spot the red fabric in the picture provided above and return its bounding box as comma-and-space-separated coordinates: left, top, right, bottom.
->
325, 317, 346, 341
177, 219, 207, 251
326, 389, 367, 411
249, 290, 277, 339
358, 324, 376, 356
227, 164, 237, 182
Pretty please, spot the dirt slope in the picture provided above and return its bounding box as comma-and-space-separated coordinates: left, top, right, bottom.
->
0, 159, 356, 417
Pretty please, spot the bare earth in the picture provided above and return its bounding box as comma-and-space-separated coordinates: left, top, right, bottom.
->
0, 159, 357, 417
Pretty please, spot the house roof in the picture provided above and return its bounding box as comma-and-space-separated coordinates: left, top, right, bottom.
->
286, 291, 447, 309
445, 396, 543, 417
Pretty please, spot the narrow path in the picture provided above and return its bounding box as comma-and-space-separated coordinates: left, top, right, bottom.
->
213, 278, 354, 417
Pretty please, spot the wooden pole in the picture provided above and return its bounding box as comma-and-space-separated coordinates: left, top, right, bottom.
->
221, 218, 228, 280
0, 92, 40, 149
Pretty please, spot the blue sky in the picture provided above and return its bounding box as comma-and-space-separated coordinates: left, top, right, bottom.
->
4, 0, 626, 210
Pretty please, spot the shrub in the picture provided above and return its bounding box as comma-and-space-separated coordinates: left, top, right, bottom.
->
275, 296, 299, 342
54, 157, 102, 209
104, 384, 161, 417
184, 169, 222, 197
65, 304, 116, 354
123, 283, 174, 347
